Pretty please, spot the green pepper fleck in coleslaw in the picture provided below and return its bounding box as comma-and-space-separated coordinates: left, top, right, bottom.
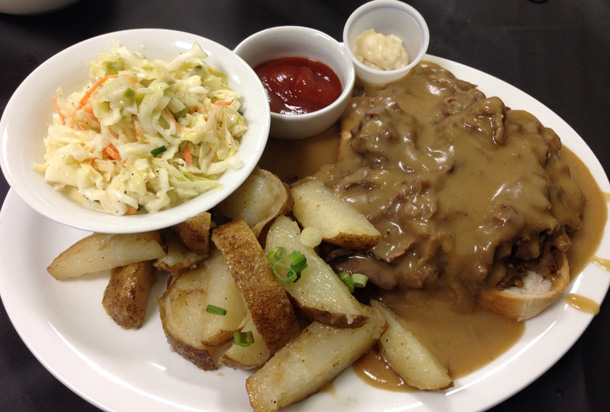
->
35, 41, 247, 215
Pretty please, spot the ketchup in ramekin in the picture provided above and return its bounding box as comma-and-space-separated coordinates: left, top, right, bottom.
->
254, 56, 342, 115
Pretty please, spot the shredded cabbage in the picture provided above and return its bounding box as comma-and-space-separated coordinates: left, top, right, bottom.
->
35, 41, 247, 215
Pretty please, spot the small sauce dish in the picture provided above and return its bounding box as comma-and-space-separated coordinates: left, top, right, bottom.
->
235, 26, 355, 140
343, 0, 430, 85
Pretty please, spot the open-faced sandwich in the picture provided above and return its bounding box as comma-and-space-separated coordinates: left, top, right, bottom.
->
315, 62, 584, 322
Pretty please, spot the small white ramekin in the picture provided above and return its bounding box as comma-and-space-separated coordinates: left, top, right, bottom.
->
343, 0, 430, 85
235, 26, 356, 140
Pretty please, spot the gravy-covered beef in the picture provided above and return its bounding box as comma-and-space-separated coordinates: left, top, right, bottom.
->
315, 62, 583, 299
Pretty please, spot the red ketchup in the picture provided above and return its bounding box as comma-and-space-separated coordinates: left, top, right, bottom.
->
254, 56, 342, 115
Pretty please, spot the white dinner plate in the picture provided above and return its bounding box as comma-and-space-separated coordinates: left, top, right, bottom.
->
0, 55, 608, 412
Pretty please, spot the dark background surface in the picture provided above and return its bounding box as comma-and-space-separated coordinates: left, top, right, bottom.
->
0, 0, 608, 411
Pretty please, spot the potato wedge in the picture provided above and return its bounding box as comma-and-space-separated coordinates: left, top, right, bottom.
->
158, 248, 248, 370
212, 219, 300, 353
48, 231, 166, 280
154, 230, 205, 273
291, 178, 381, 250
214, 167, 293, 237
162, 328, 218, 371
218, 315, 271, 369
173, 211, 213, 255
371, 300, 453, 390
265, 216, 368, 328
102, 260, 156, 329
246, 304, 386, 412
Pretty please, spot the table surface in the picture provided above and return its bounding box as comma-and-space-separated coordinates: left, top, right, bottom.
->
1, 1, 608, 411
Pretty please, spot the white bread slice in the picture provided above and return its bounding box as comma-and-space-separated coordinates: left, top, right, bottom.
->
477, 255, 570, 322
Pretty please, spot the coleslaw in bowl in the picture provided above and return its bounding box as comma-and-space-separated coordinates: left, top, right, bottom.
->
0, 29, 270, 233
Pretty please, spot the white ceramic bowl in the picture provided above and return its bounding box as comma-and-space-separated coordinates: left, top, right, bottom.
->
343, 0, 430, 85
0, 29, 270, 234
234, 26, 355, 140
0, 0, 80, 14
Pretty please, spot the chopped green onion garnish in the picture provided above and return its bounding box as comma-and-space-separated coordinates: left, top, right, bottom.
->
233, 331, 254, 347
288, 251, 307, 273
267, 247, 286, 262
205, 305, 227, 316
266, 247, 307, 284
300, 226, 323, 247
352, 273, 369, 289
272, 261, 299, 284
151, 145, 167, 157
338, 271, 368, 293
339, 271, 355, 293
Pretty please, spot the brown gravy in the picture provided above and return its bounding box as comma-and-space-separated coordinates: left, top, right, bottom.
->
592, 256, 610, 272
258, 126, 341, 184
565, 293, 600, 315
376, 287, 524, 379
353, 347, 410, 392
317, 63, 585, 297
561, 149, 608, 277
259, 61, 607, 390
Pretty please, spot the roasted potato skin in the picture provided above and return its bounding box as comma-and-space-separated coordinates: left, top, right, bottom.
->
158, 247, 247, 370
163, 330, 218, 371
47, 231, 167, 280
246, 304, 387, 412
291, 178, 381, 250
154, 230, 205, 273
214, 167, 293, 237
102, 260, 157, 329
218, 316, 271, 369
212, 219, 300, 353
265, 216, 369, 328
158, 281, 219, 371
173, 212, 213, 255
